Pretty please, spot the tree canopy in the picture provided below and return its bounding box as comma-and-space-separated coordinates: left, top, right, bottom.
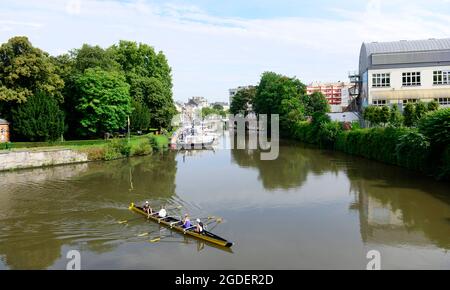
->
230, 87, 256, 116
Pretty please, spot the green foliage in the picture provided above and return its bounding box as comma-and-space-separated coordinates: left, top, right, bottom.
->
74, 68, 132, 137
230, 87, 256, 116
418, 108, 450, 146
380, 106, 390, 125
71, 44, 120, 73
317, 121, 342, 148
396, 130, 430, 171
132, 139, 153, 156
131, 100, 151, 132
109, 41, 176, 129
202, 107, 226, 118
403, 103, 416, 127
104, 138, 131, 160
389, 104, 403, 127
427, 100, 439, 112
0, 37, 64, 119
300, 91, 330, 116
279, 97, 305, 133
12, 92, 65, 141
253, 72, 306, 118
415, 101, 428, 121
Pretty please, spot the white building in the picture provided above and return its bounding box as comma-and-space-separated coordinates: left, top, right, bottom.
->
358, 38, 450, 108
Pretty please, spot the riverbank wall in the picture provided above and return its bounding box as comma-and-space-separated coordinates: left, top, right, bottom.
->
0, 149, 89, 171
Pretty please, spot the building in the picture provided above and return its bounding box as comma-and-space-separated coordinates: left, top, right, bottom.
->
358, 38, 450, 109
0, 118, 10, 143
186, 96, 209, 110
306, 82, 352, 112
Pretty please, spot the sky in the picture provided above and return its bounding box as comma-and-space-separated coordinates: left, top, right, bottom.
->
1, 0, 450, 103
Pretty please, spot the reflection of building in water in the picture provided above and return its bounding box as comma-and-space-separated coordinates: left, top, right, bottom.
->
355, 190, 430, 247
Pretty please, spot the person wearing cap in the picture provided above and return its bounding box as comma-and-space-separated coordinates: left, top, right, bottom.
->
182, 214, 191, 229
195, 218, 205, 234
143, 201, 153, 218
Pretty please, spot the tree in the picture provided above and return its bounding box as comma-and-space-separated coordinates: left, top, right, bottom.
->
74, 68, 132, 137
300, 91, 330, 116
389, 104, 403, 127
415, 101, 428, 121
380, 106, 390, 126
130, 100, 151, 132
213, 104, 224, 111
403, 103, 416, 127
0, 37, 64, 119
363, 106, 380, 126
12, 92, 65, 141
230, 87, 256, 116
71, 44, 119, 73
418, 108, 450, 147
109, 41, 176, 129
427, 100, 439, 112
279, 97, 305, 133
254, 72, 305, 115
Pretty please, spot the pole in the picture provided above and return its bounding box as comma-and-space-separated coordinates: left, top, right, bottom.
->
127, 116, 131, 143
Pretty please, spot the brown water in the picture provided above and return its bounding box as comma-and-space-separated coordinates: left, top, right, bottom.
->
0, 135, 449, 270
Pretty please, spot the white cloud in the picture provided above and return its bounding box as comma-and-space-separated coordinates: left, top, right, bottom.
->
1, 0, 450, 102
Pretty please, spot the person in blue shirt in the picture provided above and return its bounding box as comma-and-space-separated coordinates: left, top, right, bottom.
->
182, 214, 192, 229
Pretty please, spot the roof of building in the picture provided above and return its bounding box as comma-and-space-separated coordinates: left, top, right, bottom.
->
359, 38, 450, 73
0, 118, 9, 125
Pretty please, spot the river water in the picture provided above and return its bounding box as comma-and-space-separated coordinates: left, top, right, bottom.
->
0, 134, 449, 269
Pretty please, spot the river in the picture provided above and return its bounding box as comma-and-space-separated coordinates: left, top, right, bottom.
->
0, 134, 449, 269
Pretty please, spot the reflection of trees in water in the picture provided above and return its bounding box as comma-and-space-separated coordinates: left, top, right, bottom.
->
231, 136, 450, 250
346, 162, 450, 250
231, 140, 340, 190
0, 152, 178, 269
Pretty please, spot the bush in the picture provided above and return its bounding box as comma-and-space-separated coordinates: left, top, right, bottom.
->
132, 139, 152, 156
317, 121, 342, 148
396, 130, 430, 171
418, 108, 450, 147
104, 138, 131, 160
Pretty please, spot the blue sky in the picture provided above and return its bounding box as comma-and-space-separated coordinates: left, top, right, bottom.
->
1, 0, 450, 102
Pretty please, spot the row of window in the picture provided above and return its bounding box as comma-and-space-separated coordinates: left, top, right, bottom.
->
372, 98, 450, 106
372, 71, 450, 88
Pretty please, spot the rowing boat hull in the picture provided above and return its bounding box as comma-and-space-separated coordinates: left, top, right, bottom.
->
128, 203, 233, 248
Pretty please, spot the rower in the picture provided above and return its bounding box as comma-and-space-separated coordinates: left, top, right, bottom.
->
158, 206, 167, 218
195, 218, 205, 234
142, 201, 153, 218
182, 214, 191, 229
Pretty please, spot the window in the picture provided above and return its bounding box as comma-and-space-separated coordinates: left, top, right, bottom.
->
435, 98, 450, 105
402, 72, 421, 86
433, 71, 450, 85
372, 73, 391, 88
372, 100, 387, 106
403, 99, 418, 105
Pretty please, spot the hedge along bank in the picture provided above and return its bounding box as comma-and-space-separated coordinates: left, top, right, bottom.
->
292, 108, 450, 181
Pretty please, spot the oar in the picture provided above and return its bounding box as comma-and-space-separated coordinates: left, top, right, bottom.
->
118, 216, 143, 224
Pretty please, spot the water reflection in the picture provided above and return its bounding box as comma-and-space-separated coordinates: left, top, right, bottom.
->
0, 153, 178, 269
229, 134, 450, 252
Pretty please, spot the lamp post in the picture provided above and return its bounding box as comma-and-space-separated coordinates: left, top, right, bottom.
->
127, 116, 131, 143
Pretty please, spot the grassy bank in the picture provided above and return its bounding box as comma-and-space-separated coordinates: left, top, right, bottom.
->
0, 133, 170, 161
292, 108, 450, 181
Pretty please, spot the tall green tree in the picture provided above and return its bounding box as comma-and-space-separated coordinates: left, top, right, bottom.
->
415, 101, 428, 122
130, 100, 151, 132
12, 92, 65, 141
403, 103, 416, 127
253, 72, 306, 121
109, 41, 175, 129
380, 106, 390, 126
300, 91, 330, 117
427, 100, 439, 112
389, 104, 403, 127
230, 87, 256, 116
74, 68, 132, 137
0, 36, 64, 119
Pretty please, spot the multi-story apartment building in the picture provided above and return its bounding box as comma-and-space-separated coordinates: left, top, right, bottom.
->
358, 38, 450, 108
307, 82, 352, 112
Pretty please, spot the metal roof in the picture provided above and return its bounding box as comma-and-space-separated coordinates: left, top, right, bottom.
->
359, 38, 450, 73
